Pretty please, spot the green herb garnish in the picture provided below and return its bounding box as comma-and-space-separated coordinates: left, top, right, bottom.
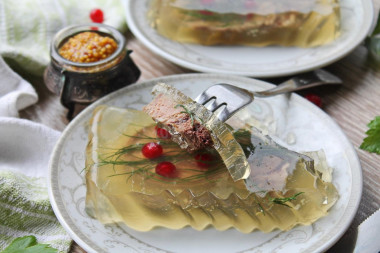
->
94, 128, 224, 183
360, 116, 380, 154
2, 236, 58, 253
184, 10, 220, 21
183, 10, 244, 27
258, 203, 265, 215
175, 104, 195, 125
269, 192, 304, 208
233, 129, 255, 157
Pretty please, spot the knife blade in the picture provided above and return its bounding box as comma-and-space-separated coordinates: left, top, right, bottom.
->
354, 208, 380, 253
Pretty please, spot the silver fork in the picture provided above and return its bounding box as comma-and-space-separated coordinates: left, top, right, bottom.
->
195, 69, 342, 122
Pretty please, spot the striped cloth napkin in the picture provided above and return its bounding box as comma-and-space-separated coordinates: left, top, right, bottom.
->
0, 117, 69, 252
0, 55, 70, 251
0, 0, 127, 251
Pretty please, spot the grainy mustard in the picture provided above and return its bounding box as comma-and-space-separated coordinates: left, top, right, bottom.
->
59, 31, 118, 63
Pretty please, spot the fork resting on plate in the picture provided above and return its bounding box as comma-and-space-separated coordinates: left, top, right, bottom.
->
195, 69, 342, 122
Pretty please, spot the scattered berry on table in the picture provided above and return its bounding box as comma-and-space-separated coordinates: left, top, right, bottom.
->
156, 161, 177, 177
304, 94, 322, 108
90, 8, 104, 23
142, 142, 163, 159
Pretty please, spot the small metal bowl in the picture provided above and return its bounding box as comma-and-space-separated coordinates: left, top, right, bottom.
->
44, 23, 141, 119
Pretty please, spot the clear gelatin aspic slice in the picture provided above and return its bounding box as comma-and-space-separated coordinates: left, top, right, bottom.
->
85, 84, 338, 233
143, 83, 250, 181
148, 0, 341, 47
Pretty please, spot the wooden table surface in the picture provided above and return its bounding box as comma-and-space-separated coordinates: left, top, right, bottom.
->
20, 4, 380, 252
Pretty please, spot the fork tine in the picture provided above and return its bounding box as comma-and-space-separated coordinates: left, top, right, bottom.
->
194, 69, 340, 122
206, 99, 225, 112
217, 107, 230, 123
195, 92, 212, 105
194, 83, 254, 122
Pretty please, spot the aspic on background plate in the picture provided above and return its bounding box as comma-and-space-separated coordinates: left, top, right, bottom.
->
123, 0, 374, 78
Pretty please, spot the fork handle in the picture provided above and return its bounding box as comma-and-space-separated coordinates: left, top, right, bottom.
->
253, 70, 342, 97
253, 79, 300, 97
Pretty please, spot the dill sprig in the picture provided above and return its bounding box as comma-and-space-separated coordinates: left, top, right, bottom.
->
269, 192, 304, 208
184, 10, 221, 21
107, 164, 151, 178
121, 133, 158, 140
252, 195, 266, 216
94, 126, 224, 184
183, 10, 241, 27
175, 104, 195, 125
176, 166, 224, 182
258, 203, 265, 215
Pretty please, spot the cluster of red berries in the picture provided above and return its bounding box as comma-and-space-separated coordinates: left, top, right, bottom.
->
141, 140, 176, 178
141, 126, 215, 178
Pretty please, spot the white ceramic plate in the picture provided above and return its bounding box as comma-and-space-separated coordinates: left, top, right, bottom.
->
123, 0, 374, 78
48, 74, 362, 253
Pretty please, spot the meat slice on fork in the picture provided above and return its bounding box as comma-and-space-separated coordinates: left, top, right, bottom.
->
143, 92, 213, 152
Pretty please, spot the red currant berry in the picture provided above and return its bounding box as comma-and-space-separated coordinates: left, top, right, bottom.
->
90, 8, 104, 23
156, 161, 177, 178
142, 142, 163, 159
195, 153, 215, 168
246, 13, 254, 21
304, 94, 322, 108
155, 126, 171, 139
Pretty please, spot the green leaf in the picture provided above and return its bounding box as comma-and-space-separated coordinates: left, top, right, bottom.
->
366, 35, 380, 61
2, 236, 37, 253
371, 11, 380, 36
366, 12, 380, 61
1, 236, 58, 253
13, 244, 58, 253
360, 116, 380, 154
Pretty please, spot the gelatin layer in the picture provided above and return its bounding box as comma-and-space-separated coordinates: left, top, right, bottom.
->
148, 0, 340, 47
149, 83, 250, 181
85, 105, 338, 233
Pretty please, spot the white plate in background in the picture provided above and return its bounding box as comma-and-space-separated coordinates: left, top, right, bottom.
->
124, 0, 374, 78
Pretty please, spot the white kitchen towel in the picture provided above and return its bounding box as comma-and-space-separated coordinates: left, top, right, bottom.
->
0, 56, 38, 117
0, 117, 71, 252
